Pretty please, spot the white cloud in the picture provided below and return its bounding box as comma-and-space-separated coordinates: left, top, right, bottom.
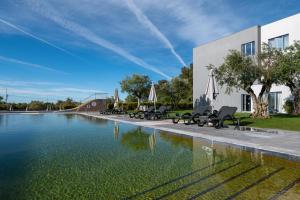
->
125, 0, 186, 67
28, 0, 171, 79
0, 55, 68, 74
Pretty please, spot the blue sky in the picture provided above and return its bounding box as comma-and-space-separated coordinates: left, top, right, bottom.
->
0, 0, 300, 102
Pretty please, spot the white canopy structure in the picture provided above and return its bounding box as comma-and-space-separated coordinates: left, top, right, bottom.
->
148, 82, 157, 111
114, 88, 119, 108
205, 69, 218, 107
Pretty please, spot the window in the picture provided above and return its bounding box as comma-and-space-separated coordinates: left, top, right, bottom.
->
268, 34, 289, 50
241, 94, 251, 112
241, 41, 255, 56
268, 92, 282, 113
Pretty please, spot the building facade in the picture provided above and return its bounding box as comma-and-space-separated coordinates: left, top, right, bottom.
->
193, 13, 300, 113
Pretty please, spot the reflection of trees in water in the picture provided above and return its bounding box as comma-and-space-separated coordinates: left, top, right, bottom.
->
76, 115, 108, 126
159, 131, 193, 150
63, 114, 76, 121
121, 127, 151, 151
0, 115, 3, 126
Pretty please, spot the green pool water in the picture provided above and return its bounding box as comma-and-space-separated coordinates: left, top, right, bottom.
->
0, 114, 300, 200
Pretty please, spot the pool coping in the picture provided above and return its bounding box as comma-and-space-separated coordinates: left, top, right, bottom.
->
78, 112, 300, 162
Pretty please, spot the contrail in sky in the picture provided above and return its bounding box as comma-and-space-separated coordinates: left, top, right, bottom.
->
126, 0, 187, 67
0, 55, 68, 74
28, 0, 170, 79
0, 17, 77, 57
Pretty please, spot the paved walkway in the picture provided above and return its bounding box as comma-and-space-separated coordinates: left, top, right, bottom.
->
79, 112, 300, 160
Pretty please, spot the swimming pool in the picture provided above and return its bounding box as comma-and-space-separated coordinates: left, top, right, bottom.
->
0, 114, 299, 199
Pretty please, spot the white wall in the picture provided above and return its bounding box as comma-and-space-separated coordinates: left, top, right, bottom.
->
251, 84, 292, 113
258, 13, 300, 113
193, 26, 259, 112
261, 13, 300, 44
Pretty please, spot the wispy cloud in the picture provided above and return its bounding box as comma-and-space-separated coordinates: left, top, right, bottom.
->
163, 0, 244, 45
0, 17, 76, 57
125, 0, 186, 67
28, 0, 170, 79
0, 55, 68, 74
1, 86, 104, 102
51, 87, 104, 93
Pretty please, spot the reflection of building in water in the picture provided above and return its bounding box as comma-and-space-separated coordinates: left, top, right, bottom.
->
114, 121, 119, 141
192, 138, 218, 170
192, 137, 268, 170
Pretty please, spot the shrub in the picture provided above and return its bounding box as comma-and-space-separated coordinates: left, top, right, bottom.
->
283, 100, 294, 114
175, 102, 193, 110
106, 103, 114, 109
121, 102, 138, 111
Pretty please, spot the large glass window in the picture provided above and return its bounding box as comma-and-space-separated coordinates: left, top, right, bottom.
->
241, 94, 251, 112
241, 41, 255, 56
268, 92, 282, 113
268, 34, 289, 50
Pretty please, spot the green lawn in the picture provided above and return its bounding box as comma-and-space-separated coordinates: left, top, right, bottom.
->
170, 110, 300, 132
168, 110, 192, 118
234, 112, 300, 132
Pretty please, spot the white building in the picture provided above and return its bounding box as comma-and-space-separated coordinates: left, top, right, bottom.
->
193, 13, 300, 113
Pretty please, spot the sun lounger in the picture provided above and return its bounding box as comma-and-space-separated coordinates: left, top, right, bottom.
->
172, 105, 212, 125
197, 106, 239, 128
145, 105, 170, 120
129, 106, 155, 119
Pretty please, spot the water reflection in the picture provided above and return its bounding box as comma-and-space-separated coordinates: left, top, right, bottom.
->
160, 131, 193, 150
121, 127, 152, 151
76, 114, 108, 126
1, 114, 300, 199
63, 113, 76, 122
149, 130, 157, 154
114, 121, 119, 141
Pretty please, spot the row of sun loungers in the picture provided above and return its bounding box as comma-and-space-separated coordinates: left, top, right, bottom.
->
172, 105, 239, 128
129, 106, 170, 120
100, 107, 126, 115
100, 104, 239, 129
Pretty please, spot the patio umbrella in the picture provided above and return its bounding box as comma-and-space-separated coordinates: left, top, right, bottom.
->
148, 82, 157, 111
114, 88, 119, 108
205, 69, 218, 106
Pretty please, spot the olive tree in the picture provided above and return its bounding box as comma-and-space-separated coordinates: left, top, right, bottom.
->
276, 41, 300, 113
120, 74, 151, 109
214, 44, 285, 118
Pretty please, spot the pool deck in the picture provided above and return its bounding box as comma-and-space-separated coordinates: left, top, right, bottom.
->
79, 112, 300, 160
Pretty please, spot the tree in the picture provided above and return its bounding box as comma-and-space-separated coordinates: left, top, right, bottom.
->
170, 77, 191, 108
214, 44, 285, 118
125, 94, 137, 102
0, 96, 3, 103
120, 74, 151, 108
55, 98, 79, 110
162, 64, 193, 108
177, 63, 193, 105
156, 80, 172, 104
29, 101, 47, 110
180, 63, 193, 87
276, 41, 300, 113
62, 98, 79, 109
